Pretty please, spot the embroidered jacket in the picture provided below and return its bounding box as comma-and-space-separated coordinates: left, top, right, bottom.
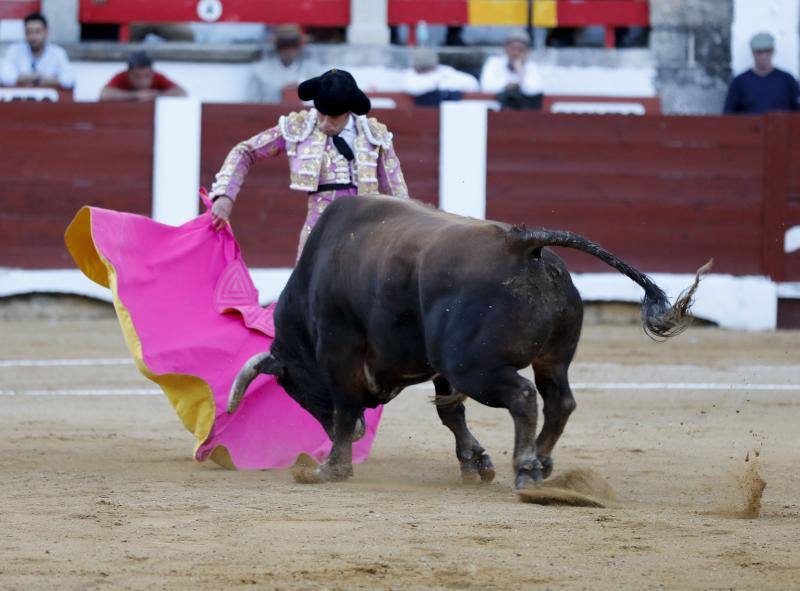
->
210, 108, 409, 200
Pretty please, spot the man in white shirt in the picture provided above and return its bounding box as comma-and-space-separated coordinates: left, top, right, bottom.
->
0, 13, 74, 89
248, 25, 319, 103
480, 29, 543, 110
402, 48, 479, 107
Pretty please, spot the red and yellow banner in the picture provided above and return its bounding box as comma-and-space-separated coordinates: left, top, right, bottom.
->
388, 0, 649, 28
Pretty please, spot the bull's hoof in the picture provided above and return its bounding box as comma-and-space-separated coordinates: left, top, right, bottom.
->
459, 447, 496, 484
292, 461, 353, 484
537, 455, 554, 480
514, 460, 545, 491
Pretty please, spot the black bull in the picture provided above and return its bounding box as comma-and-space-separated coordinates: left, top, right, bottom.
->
228, 196, 709, 489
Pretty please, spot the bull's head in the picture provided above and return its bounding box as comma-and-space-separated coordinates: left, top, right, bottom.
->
227, 351, 337, 439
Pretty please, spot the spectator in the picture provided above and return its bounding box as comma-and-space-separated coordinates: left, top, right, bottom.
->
0, 12, 74, 89
402, 48, 479, 107
480, 29, 543, 110
248, 25, 319, 103
100, 51, 187, 102
724, 32, 799, 114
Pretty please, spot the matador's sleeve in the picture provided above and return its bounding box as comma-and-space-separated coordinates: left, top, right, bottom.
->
376, 134, 409, 198
209, 125, 285, 201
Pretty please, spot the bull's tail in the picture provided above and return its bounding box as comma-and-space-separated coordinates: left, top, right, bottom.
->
505, 227, 713, 341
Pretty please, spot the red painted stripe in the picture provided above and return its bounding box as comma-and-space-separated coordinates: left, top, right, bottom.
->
79, 0, 349, 26
388, 0, 468, 25
557, 0, 649, 27
0, 0, 40, 19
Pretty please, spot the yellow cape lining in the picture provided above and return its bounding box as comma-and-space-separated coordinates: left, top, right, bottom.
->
65, 207, 233, 468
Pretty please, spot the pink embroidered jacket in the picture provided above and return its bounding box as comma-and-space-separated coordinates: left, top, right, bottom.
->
209, 108, 409, 201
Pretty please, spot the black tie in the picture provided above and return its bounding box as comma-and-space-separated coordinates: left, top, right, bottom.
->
331, 135, 354, 161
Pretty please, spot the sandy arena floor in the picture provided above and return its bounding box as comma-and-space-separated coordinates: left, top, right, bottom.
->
1, 319, 799, 590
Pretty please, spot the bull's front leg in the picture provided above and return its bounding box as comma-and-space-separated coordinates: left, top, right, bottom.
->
293, 405, 359, 484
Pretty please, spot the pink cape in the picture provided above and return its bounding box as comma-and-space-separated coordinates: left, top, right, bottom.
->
65, 195, 381, 470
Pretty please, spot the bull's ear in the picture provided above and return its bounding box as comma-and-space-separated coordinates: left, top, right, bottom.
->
255, 354, 285, 378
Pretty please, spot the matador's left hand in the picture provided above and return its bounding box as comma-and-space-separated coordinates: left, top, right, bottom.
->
210, 196, 234, 231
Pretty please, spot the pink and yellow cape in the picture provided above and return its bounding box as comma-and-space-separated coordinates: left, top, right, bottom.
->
64, 193, 381, 470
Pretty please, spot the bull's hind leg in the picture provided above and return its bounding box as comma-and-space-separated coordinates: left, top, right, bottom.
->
448, 368, 544, 490
505, 375, 546, 490
433, 376, 495, 484
532, 363, 576, 479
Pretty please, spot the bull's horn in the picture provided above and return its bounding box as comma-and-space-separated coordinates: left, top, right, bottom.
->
227, 352, 272, 414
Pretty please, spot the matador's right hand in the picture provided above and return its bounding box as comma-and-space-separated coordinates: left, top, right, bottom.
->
210, 195, 234, 231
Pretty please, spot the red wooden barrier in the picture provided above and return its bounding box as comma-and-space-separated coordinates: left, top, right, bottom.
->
0, 0, 40, 19
78, 0, 349, 26
200, 105, 439, 267
0, 103, 796, 301
486, 111, 766, 275
0, 103, 153, 268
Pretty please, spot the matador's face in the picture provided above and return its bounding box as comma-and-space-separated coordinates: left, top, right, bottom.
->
318, 112, 350, 136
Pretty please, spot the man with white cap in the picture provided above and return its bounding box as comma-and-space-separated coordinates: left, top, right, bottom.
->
480, 29, 544, 110
724, 32, 799, 114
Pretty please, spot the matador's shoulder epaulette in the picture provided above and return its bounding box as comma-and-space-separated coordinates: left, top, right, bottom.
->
357, 115, 393, 149
278, 108, 318, 143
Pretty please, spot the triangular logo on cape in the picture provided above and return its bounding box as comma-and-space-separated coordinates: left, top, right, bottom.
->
215, 259, 258, 306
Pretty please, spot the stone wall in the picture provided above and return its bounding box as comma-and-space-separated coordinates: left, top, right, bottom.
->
650, 0, 734, 114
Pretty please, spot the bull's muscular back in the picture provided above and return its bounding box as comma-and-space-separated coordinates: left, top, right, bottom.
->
301, 196, 527, 309
279, 196, 579, 398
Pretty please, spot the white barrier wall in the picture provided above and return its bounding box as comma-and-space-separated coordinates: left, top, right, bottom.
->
152, 97, 201, 225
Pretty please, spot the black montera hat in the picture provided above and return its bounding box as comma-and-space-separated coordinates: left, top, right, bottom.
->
298, 69, 371, 116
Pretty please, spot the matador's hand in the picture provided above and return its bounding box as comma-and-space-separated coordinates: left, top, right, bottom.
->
210, 196, 234, 231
